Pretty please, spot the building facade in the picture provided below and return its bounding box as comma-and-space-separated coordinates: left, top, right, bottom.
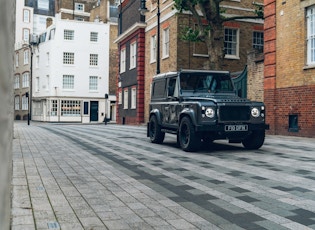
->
143, 0, 264, 123
115, 0, 263, 125
264, 0, 315, 137
31, 14, 110, 123
115, 0, 146, 124
14, 0, 34, 120
89, 0, 119, 122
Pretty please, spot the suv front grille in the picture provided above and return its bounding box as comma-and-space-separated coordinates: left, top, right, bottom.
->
219, 106, 250, 121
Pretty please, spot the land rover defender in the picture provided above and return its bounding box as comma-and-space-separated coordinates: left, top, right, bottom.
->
147, 69, 269, 152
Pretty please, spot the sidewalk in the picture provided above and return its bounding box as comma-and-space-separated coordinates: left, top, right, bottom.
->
11, 122, 212, 230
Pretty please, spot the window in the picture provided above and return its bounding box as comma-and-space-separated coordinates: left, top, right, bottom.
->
22, 72, 29, 88
307, 5, 315, 65
131, 88, 136, 109
253, 31, 264, 50
15, 96, 20, 110
61, 100, 81, 116
38, 0, 49, 10
151, 35, 157, 62
89, 54, 98, 66
90, 54, 98, 66
24, 50, 29, 65
74, 16, 84, 21
64, 30, 74, 40
14, 75, 20, 89
49, 28, 55, 40
39, 32, 46, 43
130, 42, 137, 69
120, 48, 126, 73
163, 27, 170, 58
35, 77, 40, 92
83, 101, 89, 115
23, 9, 30, 23
23, 28, 30, 42
22, 95, 28, 110
15, 53, 19, 68
89, 76, 98, 90
123, 89, 128, 109
224, 28, 239, 58
63, 75, 74, 89
63, 52, 74, 64
75, 3, 84, 11
51, 100, 57, 116
90, 32, 98, 42
118, 91, 122, 104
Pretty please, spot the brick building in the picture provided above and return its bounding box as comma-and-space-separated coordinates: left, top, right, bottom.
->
55, 0, 97, 21
264, 0, 315, 137
115, 0, 264, 125
143, 0, 264, 123
114, 0, 146, 124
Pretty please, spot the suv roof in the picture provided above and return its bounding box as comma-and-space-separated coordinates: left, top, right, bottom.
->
152, 69, 230, 80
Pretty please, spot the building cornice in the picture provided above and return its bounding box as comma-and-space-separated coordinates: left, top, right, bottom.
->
114, 22, 146, 44
59, 8, 90, 17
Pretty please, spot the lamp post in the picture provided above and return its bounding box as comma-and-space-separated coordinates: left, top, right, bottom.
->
28, 43, 34, 125
104, 93, 108, 125
139, 0, 160, 74
26, 92, 30, 125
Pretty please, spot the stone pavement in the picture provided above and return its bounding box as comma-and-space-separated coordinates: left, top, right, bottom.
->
11, 122, 214, 230
11, 121, 315, 230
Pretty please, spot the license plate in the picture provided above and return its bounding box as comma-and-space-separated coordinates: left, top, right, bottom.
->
225, 125, 248, 132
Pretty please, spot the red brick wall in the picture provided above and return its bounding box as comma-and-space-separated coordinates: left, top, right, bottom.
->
264, 0, 276, 134
273, 85, 315, 137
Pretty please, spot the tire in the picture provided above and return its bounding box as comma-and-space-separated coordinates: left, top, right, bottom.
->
149, 115, 165, 144
178, 117, 201, 152
242, 130, 265, 150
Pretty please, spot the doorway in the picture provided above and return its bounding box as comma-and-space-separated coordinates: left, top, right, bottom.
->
90, 101, 98, 122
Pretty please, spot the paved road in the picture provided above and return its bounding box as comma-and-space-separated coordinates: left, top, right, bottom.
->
11, 122, 315, 230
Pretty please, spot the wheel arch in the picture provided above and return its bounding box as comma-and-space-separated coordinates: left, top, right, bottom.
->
179, 109, 197, 127
149, 109, 162, 125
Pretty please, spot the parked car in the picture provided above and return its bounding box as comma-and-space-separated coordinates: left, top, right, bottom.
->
147, 69, 269, 152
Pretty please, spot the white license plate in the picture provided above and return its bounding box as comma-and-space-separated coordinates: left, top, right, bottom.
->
225, 125, 248, 132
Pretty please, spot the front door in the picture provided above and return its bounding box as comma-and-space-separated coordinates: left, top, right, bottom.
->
90, 101, 98, 122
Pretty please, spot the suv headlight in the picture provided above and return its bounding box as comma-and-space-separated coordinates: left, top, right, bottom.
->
205, 108, 215, 118
251, 107, 260, 118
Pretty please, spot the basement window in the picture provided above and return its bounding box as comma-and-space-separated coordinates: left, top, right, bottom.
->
288, 114, 299, 132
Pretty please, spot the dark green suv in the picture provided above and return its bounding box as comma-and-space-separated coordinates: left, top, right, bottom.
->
147, 69, 269, 152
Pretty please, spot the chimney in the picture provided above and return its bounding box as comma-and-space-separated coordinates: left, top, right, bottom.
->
46, 17, 53, 28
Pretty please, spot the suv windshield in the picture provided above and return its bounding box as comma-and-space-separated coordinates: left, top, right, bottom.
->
180, 72, 234, 93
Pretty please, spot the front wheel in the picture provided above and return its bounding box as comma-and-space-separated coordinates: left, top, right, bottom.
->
149, 115, 165, 144
242, 130, 265, 150
178, 117, 201, 152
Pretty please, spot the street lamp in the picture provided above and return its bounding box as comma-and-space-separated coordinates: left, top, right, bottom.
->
26, 91, 30, 125
139, 0, 160, 74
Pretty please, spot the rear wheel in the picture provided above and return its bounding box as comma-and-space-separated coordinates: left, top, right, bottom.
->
242, 130, 265, 150
178, 117, 201, 152
149, 115, 165, 144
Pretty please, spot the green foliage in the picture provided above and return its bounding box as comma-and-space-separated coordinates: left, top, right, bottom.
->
180, 27, 202, 42
254, 3, 264, 18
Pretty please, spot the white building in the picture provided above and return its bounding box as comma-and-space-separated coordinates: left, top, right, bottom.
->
15, 0, 34, 49
32, 14, 112, 123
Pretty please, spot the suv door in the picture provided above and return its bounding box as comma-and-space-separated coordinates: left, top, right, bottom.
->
164, 77, 179, 127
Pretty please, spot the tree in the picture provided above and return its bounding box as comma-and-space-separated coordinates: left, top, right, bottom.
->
174, 0, 263, 70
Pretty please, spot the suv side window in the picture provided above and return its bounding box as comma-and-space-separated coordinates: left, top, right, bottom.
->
167, 77, 177, 97
152, 79, 166, 99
